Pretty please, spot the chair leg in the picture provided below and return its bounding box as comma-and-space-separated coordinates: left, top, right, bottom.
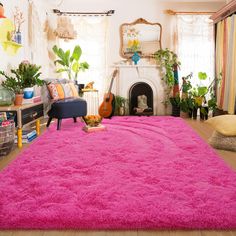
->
46, 117, 53, 127
57, 119, 62, 130
73, 117, 77, 123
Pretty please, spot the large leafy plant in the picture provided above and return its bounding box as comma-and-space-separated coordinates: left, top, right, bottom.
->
52, 45, 89, 81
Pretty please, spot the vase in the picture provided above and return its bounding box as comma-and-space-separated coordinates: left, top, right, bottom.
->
0, 87, 15, 106
23, 87, 34, 99
14, 31, 22, 44
131, 52, 140, 65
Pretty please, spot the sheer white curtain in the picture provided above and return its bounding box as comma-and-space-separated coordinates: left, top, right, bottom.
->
59, 16, 109, 101
176, 15, 214, 87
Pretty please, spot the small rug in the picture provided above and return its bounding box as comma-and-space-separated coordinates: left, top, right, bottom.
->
0, 116, 236, 230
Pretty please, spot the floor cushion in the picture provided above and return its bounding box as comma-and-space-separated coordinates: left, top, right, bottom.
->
205, 115, 236, 136
209, 131, 236, 152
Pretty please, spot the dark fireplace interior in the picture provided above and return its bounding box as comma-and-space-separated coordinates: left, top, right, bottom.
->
129, 82, 153, 115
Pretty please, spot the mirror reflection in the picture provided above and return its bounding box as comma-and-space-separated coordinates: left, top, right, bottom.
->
120, 18, 162, 58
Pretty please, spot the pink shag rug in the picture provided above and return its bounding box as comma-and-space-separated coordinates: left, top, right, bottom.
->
0, 116, 236, 230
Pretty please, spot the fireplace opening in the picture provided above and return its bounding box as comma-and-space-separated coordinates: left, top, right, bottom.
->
129, 82, 153, 115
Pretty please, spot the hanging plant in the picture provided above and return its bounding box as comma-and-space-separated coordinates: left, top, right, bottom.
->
154, 48, 181, 87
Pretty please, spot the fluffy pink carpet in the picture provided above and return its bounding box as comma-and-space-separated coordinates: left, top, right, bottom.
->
0, 116, 236, 230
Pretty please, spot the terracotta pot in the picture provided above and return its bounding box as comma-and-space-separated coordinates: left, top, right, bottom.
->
180, 111, 189, 118
14, 94, 23, 106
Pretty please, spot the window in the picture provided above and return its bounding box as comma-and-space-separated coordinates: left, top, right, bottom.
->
58, 16, 109, 101
176, 15, 214, 87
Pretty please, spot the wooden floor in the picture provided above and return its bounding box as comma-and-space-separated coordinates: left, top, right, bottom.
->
0, 118, 236, 236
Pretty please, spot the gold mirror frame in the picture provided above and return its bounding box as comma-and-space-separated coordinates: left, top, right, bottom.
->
119, 18, 162, 59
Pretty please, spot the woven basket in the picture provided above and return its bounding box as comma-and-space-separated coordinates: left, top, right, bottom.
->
0, 122, 15, 157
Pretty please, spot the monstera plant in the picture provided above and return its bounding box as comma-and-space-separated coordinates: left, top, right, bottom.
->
52, 45, 89, 81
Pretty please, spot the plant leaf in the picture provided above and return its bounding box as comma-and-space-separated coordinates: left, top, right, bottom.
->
72, 45, 82, 61
72, 62, 80, 73
198, 72, 207, 80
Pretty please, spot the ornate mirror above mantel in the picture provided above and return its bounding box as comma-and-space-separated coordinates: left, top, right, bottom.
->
120, 18, 162, 59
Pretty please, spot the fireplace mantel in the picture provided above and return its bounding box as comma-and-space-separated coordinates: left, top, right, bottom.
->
112, 63, 168, 115
113, 64, 159, 69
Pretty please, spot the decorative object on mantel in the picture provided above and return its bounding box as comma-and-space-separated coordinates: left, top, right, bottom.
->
54, 16, 77, 41
131, 51, 140, 65
120, 18, 162, 59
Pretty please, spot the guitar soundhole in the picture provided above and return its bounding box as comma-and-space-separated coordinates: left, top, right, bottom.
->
105, 98, 110, 102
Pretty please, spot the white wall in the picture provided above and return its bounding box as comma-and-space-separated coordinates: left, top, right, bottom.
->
0, 0, 48, 76
0, 0, 226, 76
44, 0, 225, 66
0, 0, 29, 74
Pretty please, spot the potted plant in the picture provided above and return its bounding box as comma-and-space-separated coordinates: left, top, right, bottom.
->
52, 45, 89, 81
15, 61, 44, 99
169, 96, 181, 117
180, 73, 193, 118
0, 61, 44, 105
189, 72, 217, 120
154, 48, 181, 116
115, 95, 128, 116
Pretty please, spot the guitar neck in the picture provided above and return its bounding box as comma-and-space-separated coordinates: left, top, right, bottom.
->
107, 69, 118, 94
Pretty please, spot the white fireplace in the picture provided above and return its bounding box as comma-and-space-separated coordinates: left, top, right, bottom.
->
112, 64, 168, 115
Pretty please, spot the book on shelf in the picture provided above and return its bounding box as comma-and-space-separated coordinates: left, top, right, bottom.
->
14, 130, 37, 144
14, 134, 37, 144
22, 96, 42, 104
22, 130, 37, 139
83, 124, 106, 133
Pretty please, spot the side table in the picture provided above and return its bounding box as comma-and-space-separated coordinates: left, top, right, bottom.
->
81, 89, 99, 115
0, 102, 44, 148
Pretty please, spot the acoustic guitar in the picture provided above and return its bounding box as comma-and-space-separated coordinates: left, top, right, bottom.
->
98, 69, 118, 118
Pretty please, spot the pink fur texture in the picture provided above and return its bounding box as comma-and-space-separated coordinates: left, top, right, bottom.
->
0, 116, 236, 230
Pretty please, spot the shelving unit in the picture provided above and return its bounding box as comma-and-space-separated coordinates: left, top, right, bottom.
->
1, 40, 22, 55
